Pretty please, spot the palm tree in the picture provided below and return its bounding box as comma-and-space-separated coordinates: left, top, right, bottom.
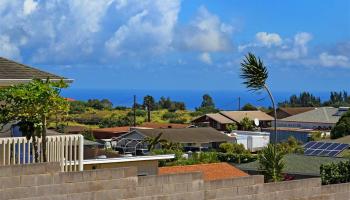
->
258, 144, 285, 182
240, 52, 277, 142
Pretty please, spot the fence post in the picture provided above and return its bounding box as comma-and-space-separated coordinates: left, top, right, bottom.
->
79, 135, 84, 171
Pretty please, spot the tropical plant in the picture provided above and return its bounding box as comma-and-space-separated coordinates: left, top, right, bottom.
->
143, 132, 167, 151
240, 52, 277, 141
276, 136, 304, 154
258, 144, 285, 182
240, 116, 254, 131
320, 161, 350, 185
0, 78, 69, 162
219, 142, 247, 154
226, 123, 238, 132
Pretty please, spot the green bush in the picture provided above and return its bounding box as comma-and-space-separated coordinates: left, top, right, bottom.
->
321, 161, 350, 185
169, 118, 187, 124
217, 152, 257, 164
331, 110, 350, 139
219, 143, 248, 154
162, 112, 179, 120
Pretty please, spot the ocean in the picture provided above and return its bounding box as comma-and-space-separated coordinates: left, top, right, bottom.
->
61, 89, 331, 110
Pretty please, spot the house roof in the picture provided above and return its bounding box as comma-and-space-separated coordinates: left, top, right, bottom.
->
280, 107, 341, 124
237, 154, 347, 176
130, 127, 232, 143
205, 113, 235, 124
93, 126, 130, 133
159, 163, 248, 181
278, 107, 315, 117
323, 135, 350, 144
220, 111, 274, 122
0, 57, 72, 86
139, 122, 189, 129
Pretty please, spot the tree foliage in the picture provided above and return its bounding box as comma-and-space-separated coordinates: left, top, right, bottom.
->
258, 144, 285, 182
321, 161, 350, 185
0, 79, 69, 162
196, 94, 218, 114
226, 123, 238, 132
241, 103, 258, 111
331, 110, 350, 139
240, 117, 254, 131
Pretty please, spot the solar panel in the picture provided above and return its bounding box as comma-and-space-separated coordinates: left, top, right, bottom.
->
303, 141, 349, 157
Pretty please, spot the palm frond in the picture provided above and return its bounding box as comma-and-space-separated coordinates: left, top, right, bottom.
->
240, 52, 268, 91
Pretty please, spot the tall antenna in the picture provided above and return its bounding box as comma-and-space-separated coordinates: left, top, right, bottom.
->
133, 95, 136, 127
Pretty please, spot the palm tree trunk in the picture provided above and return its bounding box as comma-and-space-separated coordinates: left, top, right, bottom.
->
41, 115, 47, 162
264, 85, 277, 143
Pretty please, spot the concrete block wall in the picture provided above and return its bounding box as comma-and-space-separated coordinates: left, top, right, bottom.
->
1, 163, 350, 200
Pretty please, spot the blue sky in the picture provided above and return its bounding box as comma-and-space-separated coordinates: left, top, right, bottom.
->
0, 0, 349, 92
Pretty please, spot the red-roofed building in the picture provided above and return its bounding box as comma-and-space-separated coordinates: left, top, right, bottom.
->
158, 163, 248, 181
92, 126, 130, 139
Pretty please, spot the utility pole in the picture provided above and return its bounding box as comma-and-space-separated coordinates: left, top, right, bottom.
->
238, 97, 241, 111
133, 95, 136, 127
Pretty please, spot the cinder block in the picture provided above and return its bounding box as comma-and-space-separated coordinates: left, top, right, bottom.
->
0, 176, 20, 189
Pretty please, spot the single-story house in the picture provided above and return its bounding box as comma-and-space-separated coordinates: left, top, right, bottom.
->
159, 162, 248, 181
270, 107, 315, 119
237, 154, 347, 179
92, 126, 130, 139
275, 107, 348, 130
192, 111, 273, 131
191, 113, 235, 131
116, 127, 233, 151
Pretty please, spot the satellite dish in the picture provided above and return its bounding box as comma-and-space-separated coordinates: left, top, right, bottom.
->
254, 118, 260, 126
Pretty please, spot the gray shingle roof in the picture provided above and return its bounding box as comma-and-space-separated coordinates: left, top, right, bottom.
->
132, 127, 233, 143
0, 57, 65, 80
280, 107, 341, 124
206, 113, 234, 124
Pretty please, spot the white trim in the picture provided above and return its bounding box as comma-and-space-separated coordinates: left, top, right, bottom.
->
83, 154, 175, 165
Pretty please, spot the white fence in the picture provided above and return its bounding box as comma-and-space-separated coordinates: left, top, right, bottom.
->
0, 134, 84, 172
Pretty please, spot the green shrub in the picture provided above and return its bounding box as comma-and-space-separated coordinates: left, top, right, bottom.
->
321, 161, 350, 185
217, 152, 257, 164
169, 118, 187, 124
219, 143, 248, 154
162, 112, 179, 120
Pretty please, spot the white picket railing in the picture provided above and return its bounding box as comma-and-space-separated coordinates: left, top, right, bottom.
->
0, 134, 84, 172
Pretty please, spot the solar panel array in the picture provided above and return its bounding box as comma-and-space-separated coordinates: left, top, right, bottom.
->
303, 141, 349, 157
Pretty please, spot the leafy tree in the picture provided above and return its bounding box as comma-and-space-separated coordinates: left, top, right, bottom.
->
276, 136, 304, 154
0, 79, 69, 162
100, 99, 113, 110
219, 143, 247, 154
226, 123, 238, 132
158, 96, 172, 109
87, 99, 104, 110
240, 52, 277, 141
196, 94, 218, 114
258, 144, 285, 182
200, 94, 215, 108
241, 103, 258, 111
99, 114, 132, 128
279, 92, 321, 107
331, 110, 350, 139
143, 95, 156, 122
240, 117, 254, 131
69, 101, 87, 114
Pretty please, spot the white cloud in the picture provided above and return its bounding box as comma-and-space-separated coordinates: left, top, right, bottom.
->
23, 0, 38, 15
199, 52, 212, 64
238, 32, 282, 51
275, 32, 312, 59
174, 6, 233, 52
0, 35, 21, 60
256, 32, 282, 47
105, 0, 180, 57
319, 52, 349, 68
